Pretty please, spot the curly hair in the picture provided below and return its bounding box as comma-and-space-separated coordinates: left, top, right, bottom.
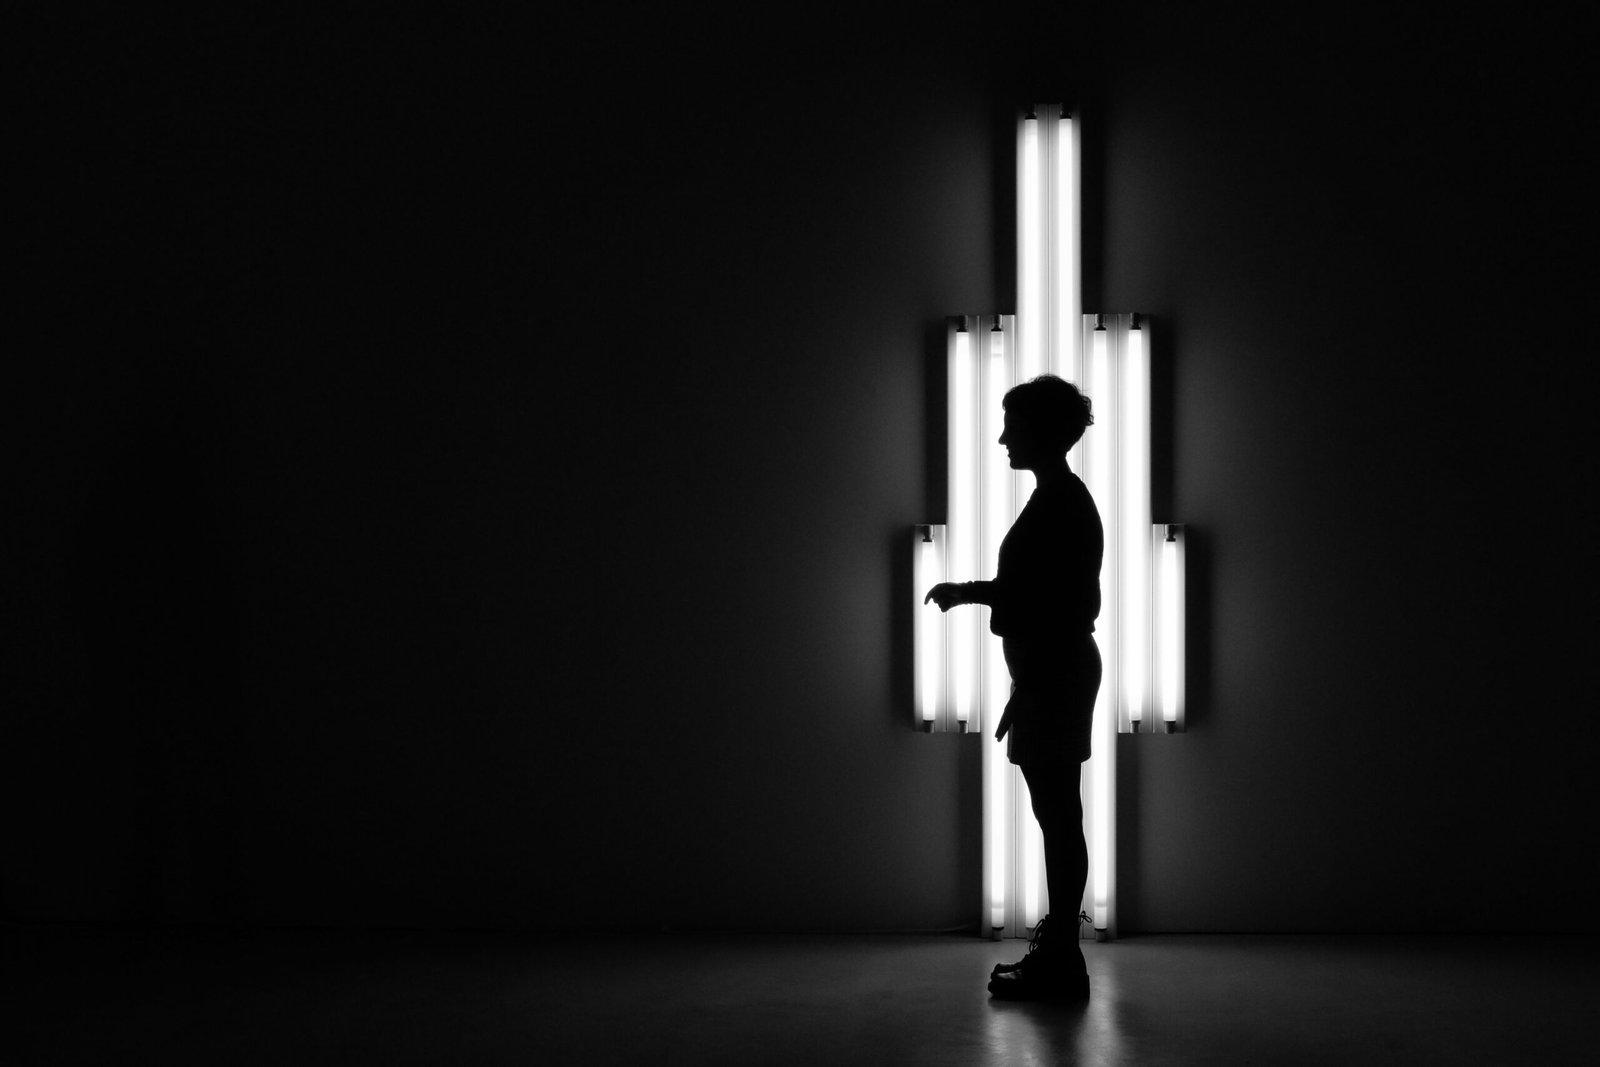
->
1002, 374, 1094, 454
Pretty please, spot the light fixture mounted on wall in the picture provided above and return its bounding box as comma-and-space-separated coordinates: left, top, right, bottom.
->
912, 103, 1190, 942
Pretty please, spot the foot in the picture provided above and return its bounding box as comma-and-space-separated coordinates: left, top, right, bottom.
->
987, 962, 1090, 1001
987, 915, 1088, 1000
991, 914, 1052, 977
990, 915, 1085, 977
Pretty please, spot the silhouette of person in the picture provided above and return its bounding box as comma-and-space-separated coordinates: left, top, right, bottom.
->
925, 374, 1101, 1001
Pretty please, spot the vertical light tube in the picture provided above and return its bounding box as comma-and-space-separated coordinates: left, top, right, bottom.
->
913, 525, 945, 728
1013, 111, 1051, 936
1054, 111, 1080, 385
948, 321, 979, 731
1090, 726, 1115, 933
1120, 319, 1151, 731
1000, 103, 1094, 939
1086, 322, 1114, 516
1067, 316, 1087, 477
1086, 321, 1116, 664
986, 745, 1006, 931
982, 332, 1013, 728
1085, 318, 1116, 936
981, 316, 1013, 934
1155, 524, 1187, 730
1160, 532, 1178, 721
984, 681, 1008, 933
1018, 111, 1042, 385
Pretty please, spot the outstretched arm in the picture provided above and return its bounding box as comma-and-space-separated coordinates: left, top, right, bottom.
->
924, 581, 996, 612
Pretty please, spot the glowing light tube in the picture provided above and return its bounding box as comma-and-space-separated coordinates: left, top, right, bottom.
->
913, 524, 946, 729
982, 325, 1013, 734
1155, 524, 1187, 730
1085, 318, 1116, 937
1053, 110, 1080, 387
981, 315, 1015, 935
1018, 112, 1041, 383
934, 104, 1186, 944
1007, 103, 1085, 939
985, 727, 1008, 934
1119, 319, 1151, 731
948, 322, 979, 730
1090, 724, 1114, 935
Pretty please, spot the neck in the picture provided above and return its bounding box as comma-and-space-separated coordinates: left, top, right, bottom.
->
1031, 456, 1072, 490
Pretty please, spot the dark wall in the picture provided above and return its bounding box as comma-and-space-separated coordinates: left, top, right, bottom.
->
10, 10, 1017, 932
1099, 10, 1598, 931
8, 7, 1595, 933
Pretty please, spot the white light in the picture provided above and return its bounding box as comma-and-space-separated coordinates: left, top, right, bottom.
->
1156, 524, 1186, 728
982, 336, 1013, 725
1090, 710, 1114, 934
986, 732, 1008, 932
913, 525, 945, 727
931, 106, 1188, 944
949, 323, 979, 728
1023, 807, 1042, 928
1088, 321, 1113, 534
1120, 321, 1150, 730
1054, 112, 1080, 384
1086, 319, 1115, 935
947, 317, 1022, 930
981, 318, 1017, 935
1019, 113, 1042, 383
1161, 536, 1178, 719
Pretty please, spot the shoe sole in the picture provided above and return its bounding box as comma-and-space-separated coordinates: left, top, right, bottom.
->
987, 976, 1090, 1001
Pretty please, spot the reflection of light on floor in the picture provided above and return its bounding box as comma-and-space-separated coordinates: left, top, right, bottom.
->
11, 928, 1591, 1064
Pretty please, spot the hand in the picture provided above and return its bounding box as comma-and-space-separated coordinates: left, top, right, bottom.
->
996, 687, 1029, 742
923, 582, 967, 612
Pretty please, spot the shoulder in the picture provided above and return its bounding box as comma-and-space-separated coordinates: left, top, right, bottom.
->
1064, 472, 1098, 514
1047, 474, 1102, 536
1039, 475, 1094, 512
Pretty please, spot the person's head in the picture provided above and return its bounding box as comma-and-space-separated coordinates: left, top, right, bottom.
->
999, 374, 1093, 470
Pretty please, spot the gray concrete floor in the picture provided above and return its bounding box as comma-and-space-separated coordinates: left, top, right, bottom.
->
5, 924, 1595, 1065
